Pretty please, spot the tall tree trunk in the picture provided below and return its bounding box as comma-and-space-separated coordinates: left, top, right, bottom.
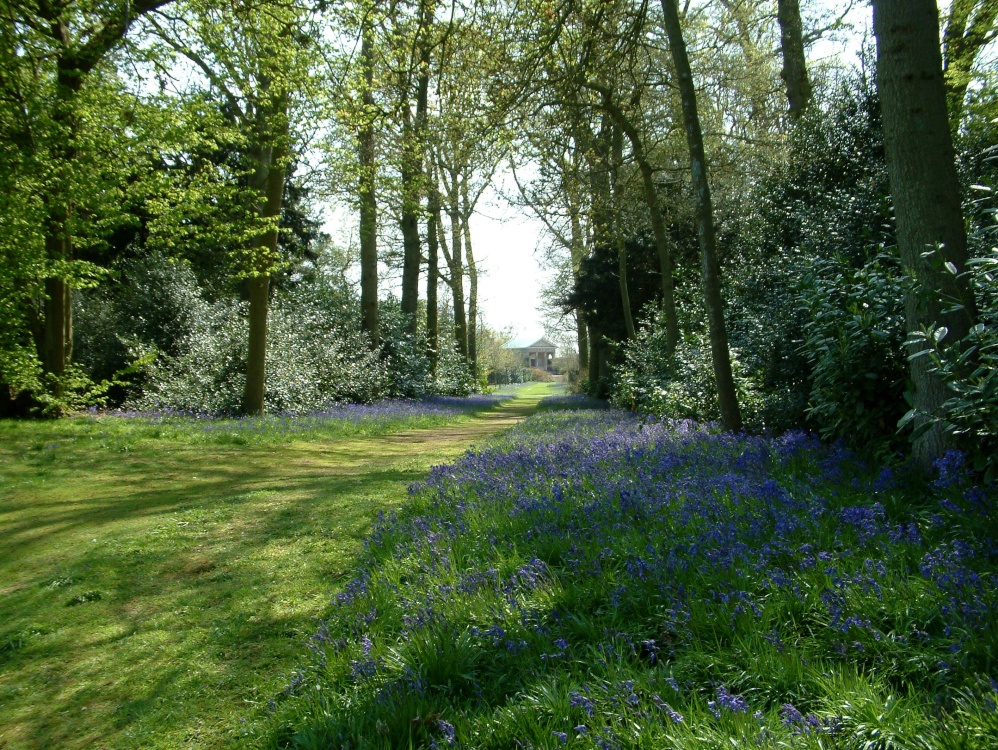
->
244, 273, 270, 415
399, 0, 434, 337
426, 176, 441, 374
606, 120, 633, 341
777, 0, 812, 118
445, 168, 468, 362
661, 0, 743, 432
34, 4, 166, 404
242, 105, 288, 416
569, 204, 589, 374
609, 122, 636, 340
602, 97, 679, 350
462, 186, 478, 380
587, 116, 613, 253
942, 0, 998, 132
399, 107, 423, 335
41, 46, 82, 398
616, 237, 636, 339
359, 22, 379, 347
873, 0, 978, 465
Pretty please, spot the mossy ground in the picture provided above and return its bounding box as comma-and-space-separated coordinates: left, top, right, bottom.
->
0, 383, 557, 750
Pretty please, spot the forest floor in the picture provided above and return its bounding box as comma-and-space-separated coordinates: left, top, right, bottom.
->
0, 382, 559, 750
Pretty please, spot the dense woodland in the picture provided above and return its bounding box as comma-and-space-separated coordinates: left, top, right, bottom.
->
1, 0, 997, 470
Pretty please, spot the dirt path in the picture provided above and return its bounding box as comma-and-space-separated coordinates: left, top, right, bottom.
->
0, 383, 558, 750
317, 381, 556, 463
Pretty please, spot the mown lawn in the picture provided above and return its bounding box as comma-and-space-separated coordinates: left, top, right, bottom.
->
0, 383, 557, 750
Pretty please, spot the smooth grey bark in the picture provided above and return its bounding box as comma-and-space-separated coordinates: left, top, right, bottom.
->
359, 22, 379, 347
873, 0, 978, 464
776, 0, 812, 117
660, 0, 743, 432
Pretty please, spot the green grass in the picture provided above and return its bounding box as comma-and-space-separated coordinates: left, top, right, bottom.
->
0, 383, 559, 750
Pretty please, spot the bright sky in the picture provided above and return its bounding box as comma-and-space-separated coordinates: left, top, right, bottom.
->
467, 179, 551, 342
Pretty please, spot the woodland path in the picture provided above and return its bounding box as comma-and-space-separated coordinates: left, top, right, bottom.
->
0, 382, 558, 750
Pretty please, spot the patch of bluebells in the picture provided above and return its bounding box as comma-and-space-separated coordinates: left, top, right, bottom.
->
537, 393, 609, 411
708, 685, 750, 719
84, 393, 512, 431
779, 704, 839, 735
285, 409, 998, 746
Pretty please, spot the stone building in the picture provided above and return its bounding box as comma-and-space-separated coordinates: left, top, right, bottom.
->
505, 337, 557, 371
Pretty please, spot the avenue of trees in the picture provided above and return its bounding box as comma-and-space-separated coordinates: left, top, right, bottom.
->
1, 0, 997, 472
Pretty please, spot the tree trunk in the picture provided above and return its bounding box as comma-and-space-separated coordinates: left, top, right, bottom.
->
777, 0, 812, 118
426, 177, 441, 374
608, 122, 636, 340
359, 22, 380, 347
41, 48, 82, 398
399, 107, 423, 335
35, 6, 161, 404
587, 116, 614, 254
399, 1, 434, 337
586, 318, 600, 387
617, 238, 636, 339
661, 0, 743, 432
873, 0, 978, 465
942, 0, 998, 132
603, 98, 679, 350
445, 169, 468, 362
242, 106, 288, 416
569, 205, 590, 374
244, 274, 270, 415
462, 200, 478, 380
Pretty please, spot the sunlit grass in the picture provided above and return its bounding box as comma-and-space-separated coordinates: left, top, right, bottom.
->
0, 383, 558, 749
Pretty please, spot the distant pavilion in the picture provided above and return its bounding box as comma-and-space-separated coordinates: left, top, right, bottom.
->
505, 336, 557, 371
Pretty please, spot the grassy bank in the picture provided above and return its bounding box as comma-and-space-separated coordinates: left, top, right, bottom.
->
0, 384, 557, 749
270, 406, 998, 749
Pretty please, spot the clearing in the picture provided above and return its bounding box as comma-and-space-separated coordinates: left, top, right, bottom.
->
0, 382, 557, 750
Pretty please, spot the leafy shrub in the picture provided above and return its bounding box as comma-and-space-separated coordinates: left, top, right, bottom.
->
130, 299, 252, 415
74, 251, 207, 384
377, 300, 475, 398
133, 285, 386, 415
797, 253, 909, 449
613, 304, 761, 425
724, 77, 894, 434
488, 367, 535, 386
432, 342, 476, 397
528, 367, 555, 383
904, 189, 998, 479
